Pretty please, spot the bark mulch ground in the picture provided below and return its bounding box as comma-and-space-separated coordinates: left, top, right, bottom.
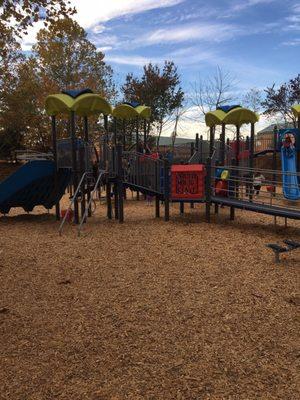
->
0, 198, 299, 400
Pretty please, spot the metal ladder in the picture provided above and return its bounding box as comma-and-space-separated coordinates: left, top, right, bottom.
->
58, 171, 93, 236
77, 170, 106, 237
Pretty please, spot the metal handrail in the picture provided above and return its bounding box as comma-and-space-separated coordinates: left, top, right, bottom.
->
77, 170, 106, 236
58, 171, 92, 236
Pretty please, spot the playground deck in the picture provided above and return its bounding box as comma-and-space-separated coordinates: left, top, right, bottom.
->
0, 199, 299, 399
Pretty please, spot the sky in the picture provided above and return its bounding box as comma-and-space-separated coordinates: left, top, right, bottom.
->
21, 0, 300, 138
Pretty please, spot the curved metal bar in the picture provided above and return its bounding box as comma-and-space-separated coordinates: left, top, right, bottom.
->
77, 170, 106, 236
58, 171, 92, 236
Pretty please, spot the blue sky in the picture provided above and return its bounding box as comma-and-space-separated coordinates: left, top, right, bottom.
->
81, 0, 300, 92
22, 0, 300, 135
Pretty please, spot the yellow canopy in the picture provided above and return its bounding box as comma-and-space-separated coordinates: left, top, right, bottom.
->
292, 104, 300, 118
45, 94, 74, 116
222, 107, 259, 126
112, 104, 139, 120
112, 104, 152, 120
135, 105, 151, 119
205, 107, 259, 127
45, 93, 113, 116
72, 94, 112, 116
205, 109, 227, 127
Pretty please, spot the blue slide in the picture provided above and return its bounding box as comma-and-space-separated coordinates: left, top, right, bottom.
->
0, 160, 71, 214
281, 146, 300, 200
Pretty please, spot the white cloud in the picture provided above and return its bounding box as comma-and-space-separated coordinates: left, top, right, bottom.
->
71, 0, 185, 28
19, 0, 185, 50
20, 21, 44, 51
97, 46, 113, 52
105, 54, 159, 66
281, 38, 300, 46
141, 23, 240, 45
92, 24, 106, 34
231, 0, 276, 12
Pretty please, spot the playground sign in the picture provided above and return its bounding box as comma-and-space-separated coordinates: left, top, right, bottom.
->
171, 164, 205, 200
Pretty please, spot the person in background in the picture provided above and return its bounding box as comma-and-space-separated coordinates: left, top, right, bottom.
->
253, 173, 265, 196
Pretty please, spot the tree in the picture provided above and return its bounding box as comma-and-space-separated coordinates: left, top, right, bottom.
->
0, 32, 25, 158
0, 0, 75, 57
122, 61, 184, 147
33, 18, 115, 96
243, 88, 263, 113
0, 18, 116, 154
190, 66, 237, 116
262, 75, 300, 126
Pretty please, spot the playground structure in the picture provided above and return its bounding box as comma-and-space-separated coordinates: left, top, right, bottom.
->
1, 88, 300, 232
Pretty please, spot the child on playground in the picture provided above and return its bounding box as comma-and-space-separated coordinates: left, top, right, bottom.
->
253, 173, 265, 196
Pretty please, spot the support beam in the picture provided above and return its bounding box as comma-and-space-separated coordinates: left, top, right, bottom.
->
205, 157, 212, 223
155, 196, 160, 218
236, 125, 240, 167
195, 133, 199, 152
180, 202, 184, 215
70, 111, 79, 224
113, 118, 117, 146
106, 181, 112, 219
116, 144, 124, 223
199, 135, 203, 163
297, 116, 300, 173
220, 123, 226, 165
249, 123, 255, 170
249, 123, 255, 202
273, 125, 278, 195
83, 116, 91, 218
144, 119, 147, 152
209, 127, 215, 158
51, 115, 60, 221
164, 159, 170, 221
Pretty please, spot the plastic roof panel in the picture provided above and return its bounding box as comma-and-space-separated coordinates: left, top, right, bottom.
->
292, 104, 300, 118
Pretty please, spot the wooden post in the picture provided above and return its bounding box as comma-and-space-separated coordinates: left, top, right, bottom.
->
114, 183, 119, 220
195, 133, 199, 152
229, 158, 236, 221
236, 125, 240, 167
220, 123, 226, 165
51, 115, 60, 220
103, 115, 108, 166
190, 142, 195, 157
122, 120, 126, 150
70, 111, 79, 224
106, 181, 112, 219
164, 159, 170, 221
113, 118, 117, 146
235, 125, 240, 200
273, 125, 278, 193
155, 196, 160, 218
136, 118, 140, 200
226, 138, 230, 164
83, 116, 91, 218
116, 144, 124, 223
205, 157, 212, 223
180, 202, 184, 214
199, 135, 203, 163
298, 117, 300, 173
209, 126, 215, 158
249, 123, 255, 202
144, 119, 147, 151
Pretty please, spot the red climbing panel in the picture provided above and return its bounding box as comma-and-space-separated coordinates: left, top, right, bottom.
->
171, 164, 206, 200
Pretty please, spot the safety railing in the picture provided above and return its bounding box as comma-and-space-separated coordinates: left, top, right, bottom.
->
210, 163, 300, 215
58, 171, 93, 236
77, 170, 106, 236
122, 151, 165, 195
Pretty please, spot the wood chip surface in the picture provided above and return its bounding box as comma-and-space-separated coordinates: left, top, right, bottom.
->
0, 196, 299, 400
